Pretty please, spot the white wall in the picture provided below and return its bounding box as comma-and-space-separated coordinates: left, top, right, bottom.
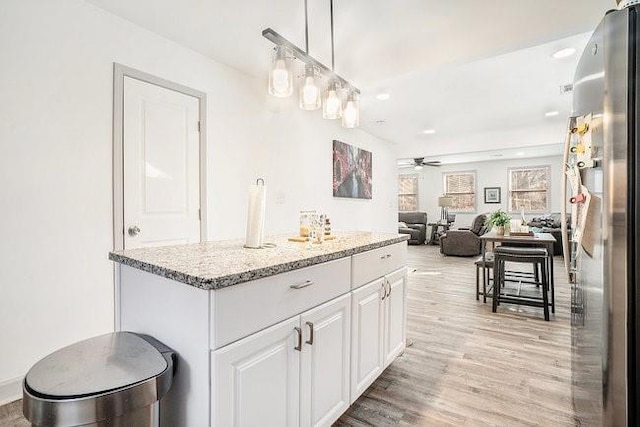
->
0, 0, 396, 403
400, 155, 563, 228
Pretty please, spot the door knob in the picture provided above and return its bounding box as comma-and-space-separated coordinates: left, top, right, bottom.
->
128, 225, 141, 237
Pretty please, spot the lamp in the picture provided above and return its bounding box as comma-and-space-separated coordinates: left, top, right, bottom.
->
323, 79, 342, 119
299, 64, 321, 110
438, 196, 454, 221
268, 45, 293, 97
262, 0, 360, 127
342, 91, 360, 128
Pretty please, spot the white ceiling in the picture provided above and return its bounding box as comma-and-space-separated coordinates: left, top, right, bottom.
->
398, 143, 563, 168
86, 0, 614, 155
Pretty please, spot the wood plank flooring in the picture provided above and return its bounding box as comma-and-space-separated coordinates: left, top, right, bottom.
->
335, 244, 575, 426
0, 244, 575, 426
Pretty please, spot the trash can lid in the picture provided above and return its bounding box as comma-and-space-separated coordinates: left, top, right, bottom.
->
25, 332, 168, 399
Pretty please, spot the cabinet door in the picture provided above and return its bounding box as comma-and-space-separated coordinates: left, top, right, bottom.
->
300, 294, 351, 427
350, 278, 385, 402
213, 315, 300, 427
384, 268, 407, 367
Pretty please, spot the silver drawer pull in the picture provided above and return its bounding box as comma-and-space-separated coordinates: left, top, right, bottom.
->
294, 327, 302, 351
306, 322, 314, 345
380, 254, 392, 260
290, 280, 314, 289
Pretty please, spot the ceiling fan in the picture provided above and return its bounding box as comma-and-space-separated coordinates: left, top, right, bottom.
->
399, 157, 442, 170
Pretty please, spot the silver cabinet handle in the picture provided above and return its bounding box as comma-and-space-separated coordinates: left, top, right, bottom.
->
381, 281, 386, 300
379, 254, 392, 260
386, 280, 391, 298
305, 322, 314, 345
290, 280, 314, 290
294, 327, 302, 351
128, 225, 140, 236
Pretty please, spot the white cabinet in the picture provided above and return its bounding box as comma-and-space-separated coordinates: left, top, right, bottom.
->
213, 294, 351, 427
213, 316, 300, 427
383, 269, 407, 367
350, 278, 385, 401
300, 294, 351, 427
350, 268, 407, 402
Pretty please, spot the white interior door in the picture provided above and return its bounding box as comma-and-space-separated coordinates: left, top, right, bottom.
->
123, 76, 200, 249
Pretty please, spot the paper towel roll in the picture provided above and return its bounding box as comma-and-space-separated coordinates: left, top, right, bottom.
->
245, 182, 266, 248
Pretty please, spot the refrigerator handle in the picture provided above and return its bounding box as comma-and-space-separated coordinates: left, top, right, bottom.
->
561, 116, 577, 283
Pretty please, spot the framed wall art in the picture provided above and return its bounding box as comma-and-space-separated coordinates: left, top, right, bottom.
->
484, 187, 501, 204
332, 140, 372, 199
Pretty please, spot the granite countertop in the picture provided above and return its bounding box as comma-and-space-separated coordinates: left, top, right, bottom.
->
109, 231, 409, 290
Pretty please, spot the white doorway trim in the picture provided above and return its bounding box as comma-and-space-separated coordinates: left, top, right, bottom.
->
112, 64, 207, 330
112, 63, 208, 251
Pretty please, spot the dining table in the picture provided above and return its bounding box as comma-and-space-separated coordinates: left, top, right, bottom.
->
479, 231, 557, 296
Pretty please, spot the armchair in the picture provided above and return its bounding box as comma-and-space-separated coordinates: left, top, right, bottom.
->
439, 214, 488, 256
398, 212, 428, 245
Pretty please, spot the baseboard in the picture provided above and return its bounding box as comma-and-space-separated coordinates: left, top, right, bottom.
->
0, 376, 23, 406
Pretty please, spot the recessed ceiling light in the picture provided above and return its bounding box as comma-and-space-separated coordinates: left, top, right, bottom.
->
376, 92, 390, 101
422, 129, 436, 135
545, 111, 560, 117
491, 154, 503, 158
552, 48, 576, 59
517, 152, 525, 156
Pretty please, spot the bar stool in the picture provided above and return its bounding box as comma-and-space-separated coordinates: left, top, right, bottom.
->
474, 252, 494, 303
492, 246, 552, 321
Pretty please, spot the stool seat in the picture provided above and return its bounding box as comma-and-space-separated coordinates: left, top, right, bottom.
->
492, 247, 553, 321
495, 247, 548, 257
474, 252, 494, 267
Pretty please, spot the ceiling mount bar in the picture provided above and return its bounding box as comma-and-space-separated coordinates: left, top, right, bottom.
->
262, 28, 360, 94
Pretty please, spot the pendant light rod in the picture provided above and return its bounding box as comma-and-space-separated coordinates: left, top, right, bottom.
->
304, 0, 309, 53
262, 28, 360, 94
330, 0, 335, 71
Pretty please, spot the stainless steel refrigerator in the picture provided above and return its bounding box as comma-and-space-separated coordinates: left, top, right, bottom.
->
567, 2, 639, 425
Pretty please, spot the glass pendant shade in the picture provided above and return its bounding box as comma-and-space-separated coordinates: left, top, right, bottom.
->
299, 65, 321, 110
322, 79, 342, 119
342, 91, 360, 128
268, 45, 293, 97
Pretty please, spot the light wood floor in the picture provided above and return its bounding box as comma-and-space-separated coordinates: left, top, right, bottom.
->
335, 244, 574, 426
0, 244, 574, 426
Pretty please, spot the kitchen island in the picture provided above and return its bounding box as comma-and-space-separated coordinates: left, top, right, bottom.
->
110, 232, 409, 426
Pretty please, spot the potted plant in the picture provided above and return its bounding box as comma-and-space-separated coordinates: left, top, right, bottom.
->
486, 209, 511, 235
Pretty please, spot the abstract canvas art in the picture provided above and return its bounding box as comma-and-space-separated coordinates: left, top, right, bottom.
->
332, 140, 372, 199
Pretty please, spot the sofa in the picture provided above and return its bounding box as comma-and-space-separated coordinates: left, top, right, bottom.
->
528, 212, 571, 256
398, 212, 428, 245
439, 214, 488, 256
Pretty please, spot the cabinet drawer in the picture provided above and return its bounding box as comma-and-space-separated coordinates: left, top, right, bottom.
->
211, 257, 351, 349
351, 243, 407, 289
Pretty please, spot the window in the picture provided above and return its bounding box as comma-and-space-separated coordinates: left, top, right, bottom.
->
443, 172, 476, 212
509, 166, 550, 212
398, 175, 419, 211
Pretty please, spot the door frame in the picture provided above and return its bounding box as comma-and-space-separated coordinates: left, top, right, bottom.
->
112, 63, 208, 251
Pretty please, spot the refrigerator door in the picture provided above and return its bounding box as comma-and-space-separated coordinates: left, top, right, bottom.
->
602, 6, 632, 425
572, 6, 635, 426
571, 15, 606, 426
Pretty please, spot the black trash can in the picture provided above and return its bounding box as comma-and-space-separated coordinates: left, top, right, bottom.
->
22, 332, 175, 427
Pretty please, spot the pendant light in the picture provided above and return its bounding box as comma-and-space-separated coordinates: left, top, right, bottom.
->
262, 0, 360, 126
322, 0, 344, 120
323, 79, 342, 119
268, 45, 293, 97
300, 65, 321, 110
298, 2, 321, 112
342, 91, 360, 128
